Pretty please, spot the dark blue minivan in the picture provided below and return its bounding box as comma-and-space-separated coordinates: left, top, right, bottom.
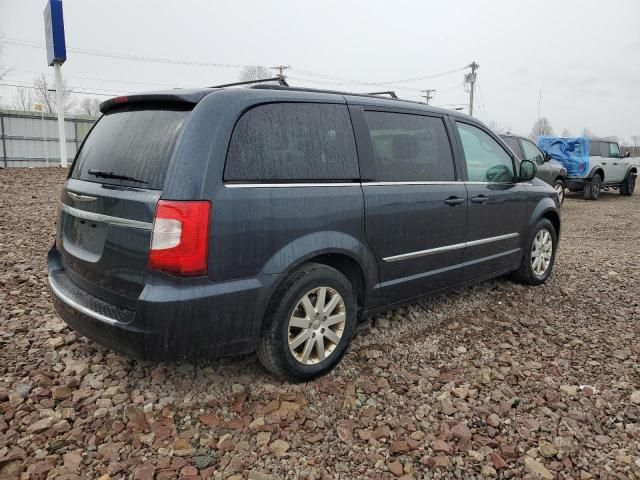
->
48, 85, 560, 381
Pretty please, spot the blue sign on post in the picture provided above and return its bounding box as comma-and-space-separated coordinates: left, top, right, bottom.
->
44, 0, 66, 66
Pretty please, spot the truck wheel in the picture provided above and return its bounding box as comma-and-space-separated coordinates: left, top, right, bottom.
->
553, 179, 565, 205
620, 174, 635, 196
511, 218, 557, 286
257, 263, 357, 382
583, 173, 602, 200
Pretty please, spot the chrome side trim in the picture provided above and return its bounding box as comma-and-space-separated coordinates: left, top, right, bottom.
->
48, 273, 119, 325
466, 232, 520, 247
59, 202, 153, 230
364, 181, 462, 186
383, 233, 520, 263
224, 182, 358, 188
67, 192, 97, 202
383, 241, 466, 262
224, 181, 519, 188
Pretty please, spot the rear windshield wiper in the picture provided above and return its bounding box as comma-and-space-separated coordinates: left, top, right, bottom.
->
87, 169, 148, 184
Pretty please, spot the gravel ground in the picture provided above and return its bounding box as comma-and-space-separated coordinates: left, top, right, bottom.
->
1, 168, 639, 480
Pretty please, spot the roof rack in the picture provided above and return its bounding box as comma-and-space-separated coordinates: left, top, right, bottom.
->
366, 91, 398, 99
209, 77, 289, 89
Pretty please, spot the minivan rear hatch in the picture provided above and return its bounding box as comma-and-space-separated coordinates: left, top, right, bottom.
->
57, 101, 192, 309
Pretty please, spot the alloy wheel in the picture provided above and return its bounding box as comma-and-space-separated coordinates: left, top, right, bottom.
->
554, 183, 565, 203
287, 287, 346, 365
531, 228, 553, 276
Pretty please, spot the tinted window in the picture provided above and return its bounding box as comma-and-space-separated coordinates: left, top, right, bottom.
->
589, 141, 603, 157
364, 111, 455, 181
224, 103, 358, 182
521, 139, 545, 165
72, 109, 189, 190
501, 137, 522, 158
456, 122, 515, 183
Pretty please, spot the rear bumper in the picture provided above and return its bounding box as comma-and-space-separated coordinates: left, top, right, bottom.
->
48, 245, 275, 360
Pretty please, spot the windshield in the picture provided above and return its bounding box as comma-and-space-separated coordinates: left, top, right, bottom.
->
71, 108, 189, 190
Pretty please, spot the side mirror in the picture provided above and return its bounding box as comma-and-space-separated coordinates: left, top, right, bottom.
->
624, 151, 631, 158
519, 159, 537, 182
544, 152, 551, 163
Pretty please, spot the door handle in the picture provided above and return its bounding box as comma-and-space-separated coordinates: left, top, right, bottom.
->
444, 196, 465, 206
470, 195, 489, 204
613, 162, 618, 166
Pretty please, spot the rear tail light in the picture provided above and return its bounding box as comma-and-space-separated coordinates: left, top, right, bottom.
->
148, 200, 211, 276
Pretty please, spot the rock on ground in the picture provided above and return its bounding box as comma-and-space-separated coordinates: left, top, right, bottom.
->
1, 169, 639, 478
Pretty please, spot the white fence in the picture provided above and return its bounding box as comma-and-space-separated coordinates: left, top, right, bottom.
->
0, 109, 97, 168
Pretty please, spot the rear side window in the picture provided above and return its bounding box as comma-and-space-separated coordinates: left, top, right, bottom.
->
364, 111, 455, 181
224, 103, 358, 182
72, 109, 189, 190
589, 141, 603, 157
501, 137, 522, 158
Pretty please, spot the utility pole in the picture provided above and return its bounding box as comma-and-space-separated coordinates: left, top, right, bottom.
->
421, 89, 436, 105
464, 61, 479, 116
270, 65, 290, 81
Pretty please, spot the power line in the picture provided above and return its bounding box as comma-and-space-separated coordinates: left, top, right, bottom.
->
0, 81, 127, 97
4, 37, 259, 70
292, 66, 467, 86
8, 68, 192, 89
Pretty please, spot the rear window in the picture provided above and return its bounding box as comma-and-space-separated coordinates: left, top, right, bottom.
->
72, 109, 189, 190
224, 103, 359, 182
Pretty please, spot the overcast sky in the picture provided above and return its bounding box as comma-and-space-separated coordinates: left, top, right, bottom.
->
1, 0, 639, 141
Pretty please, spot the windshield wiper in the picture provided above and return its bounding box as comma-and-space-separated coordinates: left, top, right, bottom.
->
87, 169, 148, 184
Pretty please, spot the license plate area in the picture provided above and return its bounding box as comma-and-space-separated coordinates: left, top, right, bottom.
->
62, 214, 108, 262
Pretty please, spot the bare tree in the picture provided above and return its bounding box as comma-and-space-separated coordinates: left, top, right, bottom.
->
12, 87, 33, 111
630, 135, 640, 156
488, 120, 511, 133
561, 128, 572, 137
33, 73, 76, 113
238, 66, 271, 82
582, 128, 597, 139
79, 97, 101, 116
529, 117, 554, 140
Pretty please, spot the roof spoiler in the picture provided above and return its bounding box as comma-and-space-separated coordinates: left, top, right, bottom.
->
99, 90, 209, 114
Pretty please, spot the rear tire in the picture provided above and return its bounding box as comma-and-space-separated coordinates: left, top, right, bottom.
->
257, 263, 357, 382
553, 179, 565, 205
511, 218, 557, 286
583, 173, 602, 200
620, 173, 635, 196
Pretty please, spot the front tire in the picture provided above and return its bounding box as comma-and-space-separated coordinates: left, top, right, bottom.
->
553, 179, 565, 205
257, 263, 357, 382
620, 173, 635, 196
511, 218, 557, 285
583, 173, 602, 200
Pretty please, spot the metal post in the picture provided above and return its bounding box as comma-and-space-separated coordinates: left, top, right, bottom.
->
53, 62, 68, 167
0, 112, 7, 168
466, 61, 479, 116
42, 110, 49, 166
74, 117, 80, 155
